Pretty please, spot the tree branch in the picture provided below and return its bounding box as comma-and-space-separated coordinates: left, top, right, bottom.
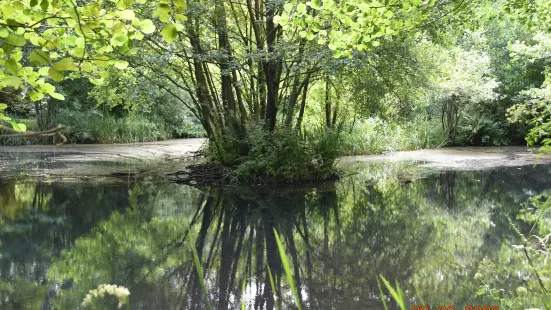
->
0, 125, 67, 146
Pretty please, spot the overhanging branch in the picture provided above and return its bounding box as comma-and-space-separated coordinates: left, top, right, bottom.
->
0, 125, 67, 146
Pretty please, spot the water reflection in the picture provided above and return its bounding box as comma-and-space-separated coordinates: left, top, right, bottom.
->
1, 163, 551, 309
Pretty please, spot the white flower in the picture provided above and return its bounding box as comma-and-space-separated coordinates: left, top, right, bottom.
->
80, 284, 130, 308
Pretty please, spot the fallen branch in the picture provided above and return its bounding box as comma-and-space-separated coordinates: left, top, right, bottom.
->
0, 125, 67, 146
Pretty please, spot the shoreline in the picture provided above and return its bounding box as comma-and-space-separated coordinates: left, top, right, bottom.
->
2, 140, 550, 181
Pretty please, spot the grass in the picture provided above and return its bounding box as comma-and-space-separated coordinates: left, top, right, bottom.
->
187, 227, 211, 310
337, 117, 448, 156
266, 265, 281, 310
377, 275, 406, 310
273, 229, 303, 310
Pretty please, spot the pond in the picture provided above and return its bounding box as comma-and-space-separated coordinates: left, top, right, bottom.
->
0, 157, 550, 309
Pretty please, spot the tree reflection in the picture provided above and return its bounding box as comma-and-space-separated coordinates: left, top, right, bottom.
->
44, 180, 449, 309
1, 164, 551, 309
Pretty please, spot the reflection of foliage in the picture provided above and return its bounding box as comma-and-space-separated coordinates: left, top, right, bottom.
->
0, 180, 50, 224
0, 277, 47, 309
0, 181, 132, 309
2, 164, 551, 308
474, 191, 551, 309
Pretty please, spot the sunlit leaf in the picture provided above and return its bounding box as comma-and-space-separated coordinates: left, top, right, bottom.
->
0, 76, 22, 88
119, 10, 135, 20
50, 92, 65, 100
52, 58, 77, 71
161, 23, 178, 43
140, 19, 156, 34
6, 34, 25, 46
48, 68, 64, 82
114, 60, 129, 69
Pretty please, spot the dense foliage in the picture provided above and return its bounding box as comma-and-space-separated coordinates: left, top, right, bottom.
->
1, 0, 551, 180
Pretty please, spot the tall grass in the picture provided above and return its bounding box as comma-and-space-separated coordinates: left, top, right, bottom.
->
377, 275, 406, 310
62, 113, 168, 143
338, 117, 447, 156
273, 229, 303, 310
266, 265, 281, 310
58, 110, 204, 144
187, 228, 211, 310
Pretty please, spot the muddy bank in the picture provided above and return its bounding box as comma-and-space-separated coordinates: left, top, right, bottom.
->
0, 139, 205, 181
1, 141, 549, 181
338, 146, 551, 170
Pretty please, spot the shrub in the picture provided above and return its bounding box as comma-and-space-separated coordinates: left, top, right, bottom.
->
457, 112, 510, 146
205, 123, 342, 183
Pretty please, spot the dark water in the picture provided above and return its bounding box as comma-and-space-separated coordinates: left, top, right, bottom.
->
1, 162, 550, 309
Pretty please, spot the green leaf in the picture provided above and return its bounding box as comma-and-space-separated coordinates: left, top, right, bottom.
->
48, 68, 64, 82
140, 19, 156, 34
40, 0, 49, 11
0, 103, 7, 110
52, 58, 77, 71
6, 34, 26, 46
123, 0, 135, 7
161, 23, 178, 43
0, 28, 8, 38
10, 122, 26, 132
310, 0, 320, 9
372, 40, 380, 47
283, 3, 293, 12
29, 50, 51, 66
5, 58, 19, 75
50, 92, 65, 100
89, 78, 104, 85
119, 10, 135, 20
297, 3, 306, 13
114, 60, 129, 69
38, 67, 50, 76
39, 83, 55, 94
29, 90, 44, 102
115, 35, 129, 43
0, 76, 22, 88
30, 0, 38, 7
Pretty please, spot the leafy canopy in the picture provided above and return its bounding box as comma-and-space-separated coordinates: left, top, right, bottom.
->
0, 0, 185, 129
275, 0, 453, 58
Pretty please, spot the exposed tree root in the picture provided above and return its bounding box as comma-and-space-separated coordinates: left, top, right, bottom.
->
168, 164, 230, 187
168, 163, 342, 187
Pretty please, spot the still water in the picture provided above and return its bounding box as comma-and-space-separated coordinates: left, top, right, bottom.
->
1, 162, 550, 309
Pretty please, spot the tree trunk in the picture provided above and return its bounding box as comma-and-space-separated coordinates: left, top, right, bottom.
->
295, 78, 310, 131
325, 75, 332, 128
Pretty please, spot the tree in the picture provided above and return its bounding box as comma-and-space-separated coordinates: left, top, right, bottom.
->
0, 0, 162, 140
